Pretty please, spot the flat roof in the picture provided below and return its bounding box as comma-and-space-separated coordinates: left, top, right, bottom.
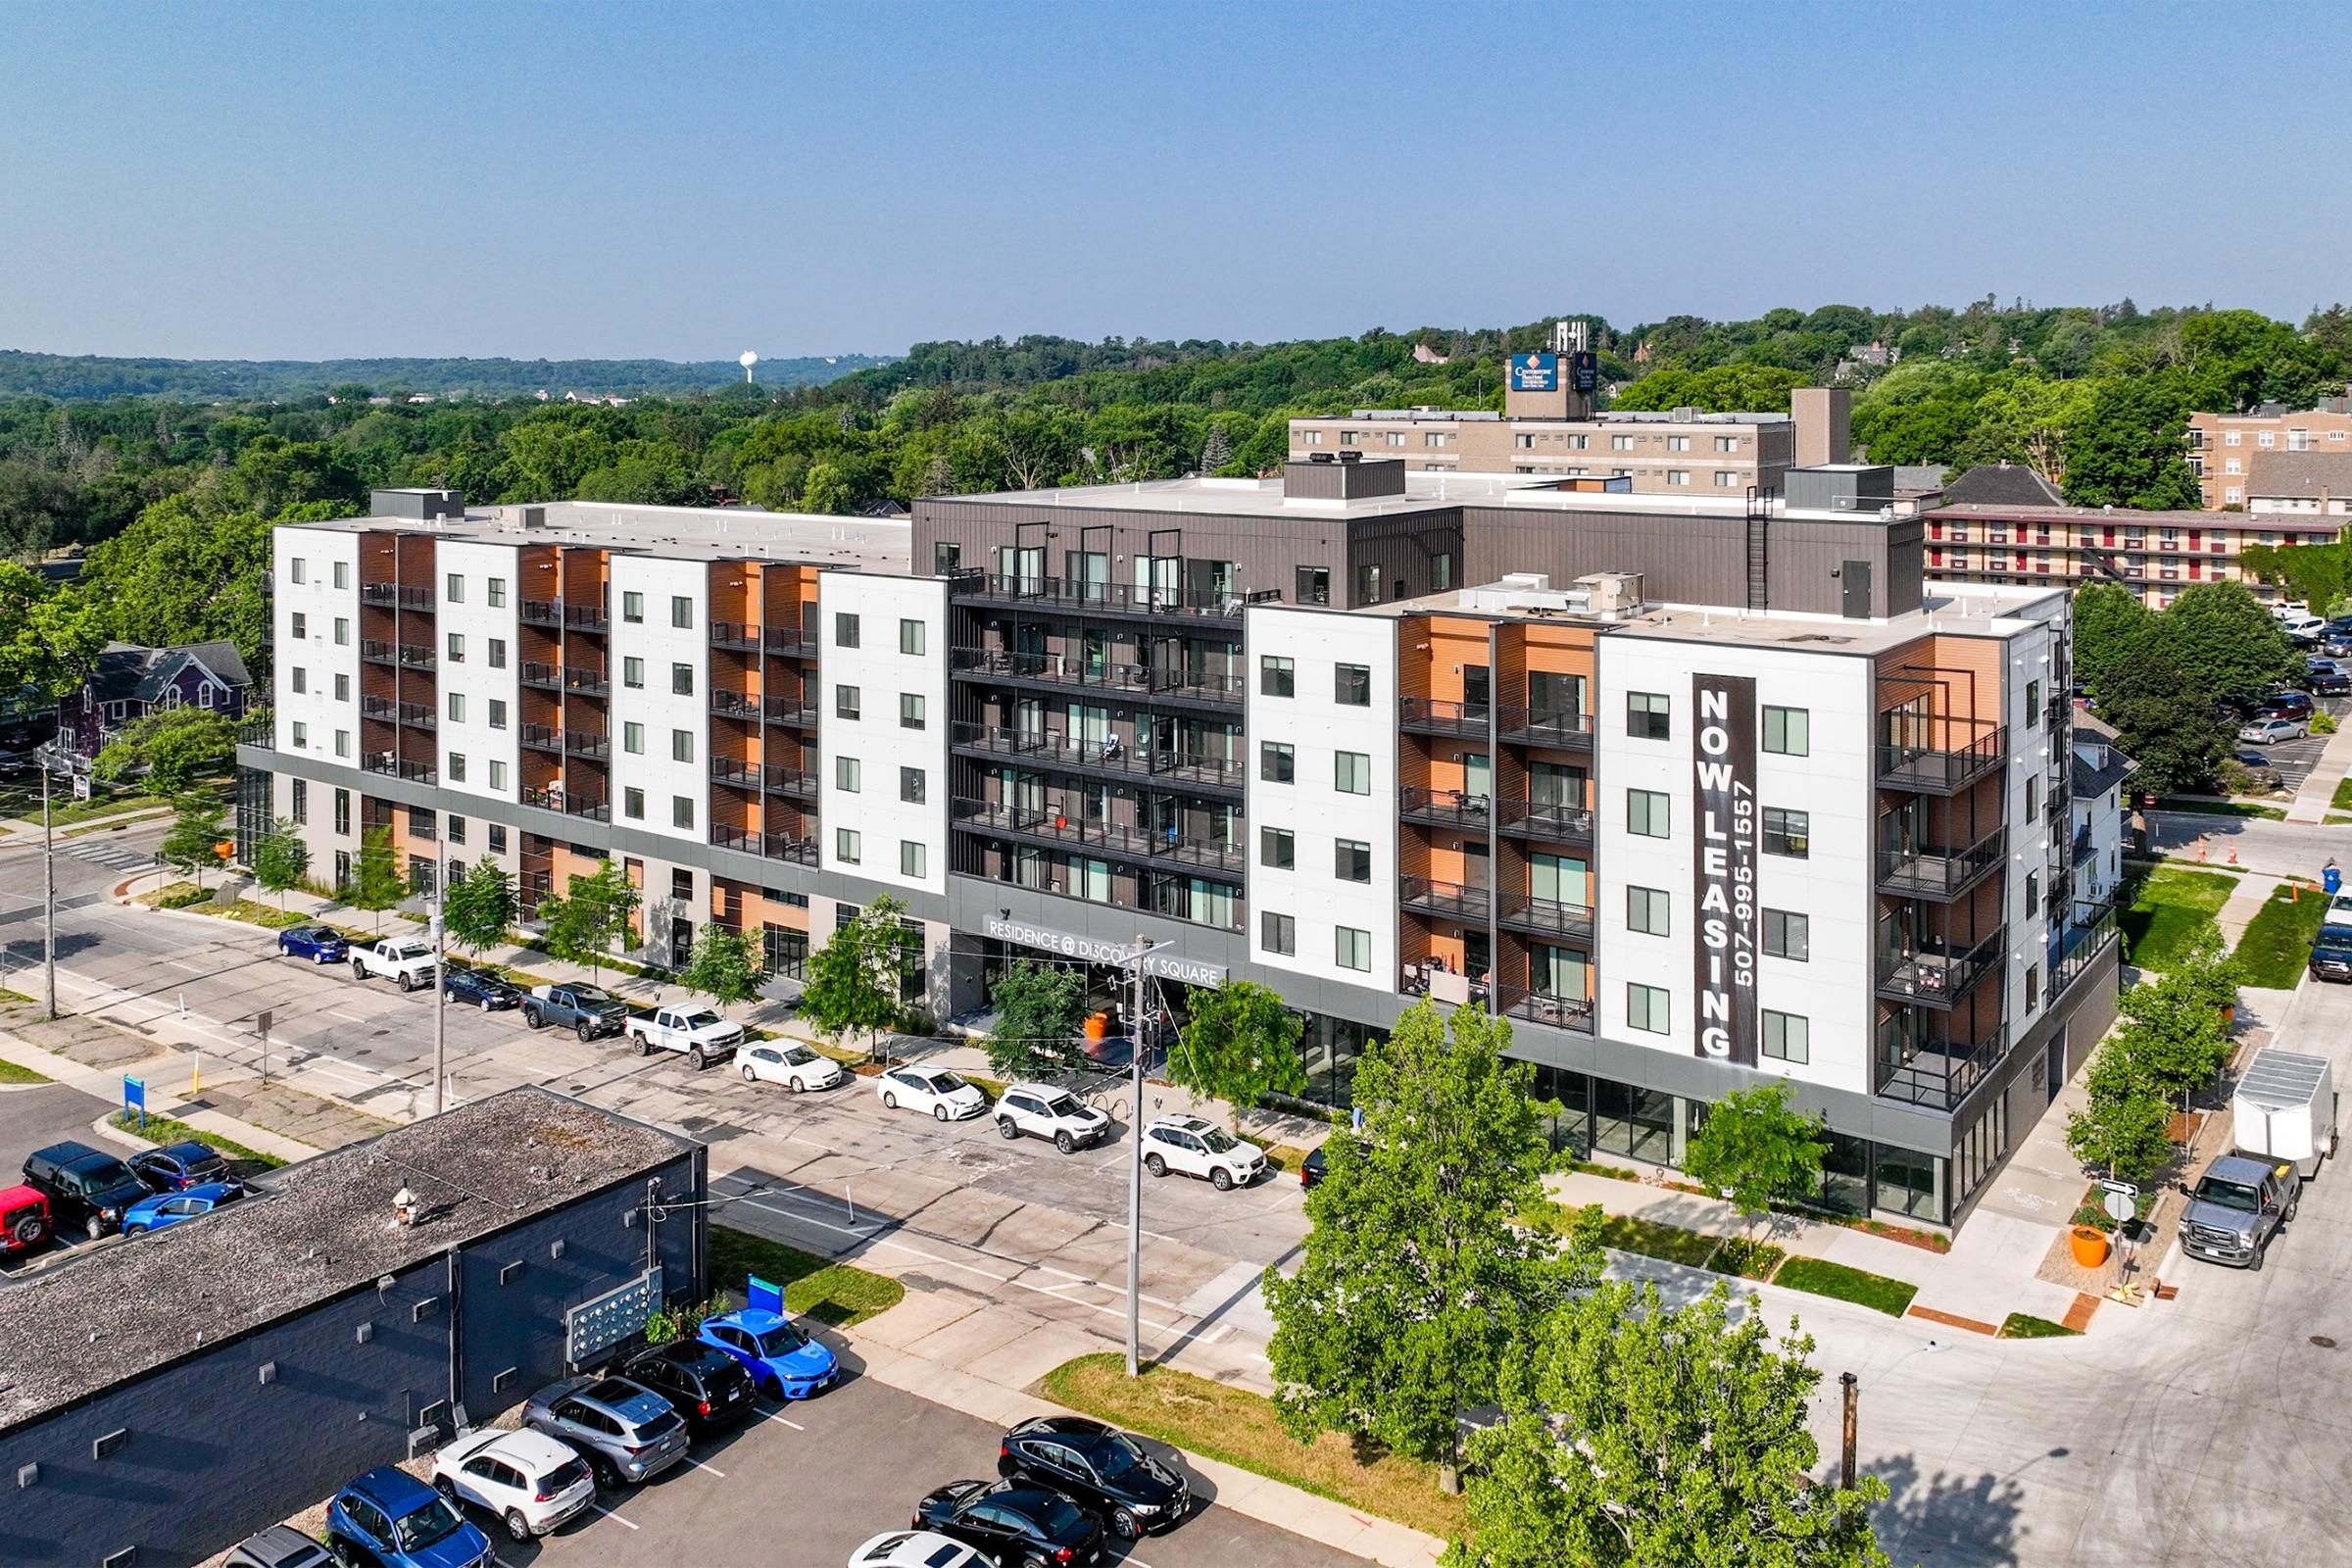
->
1378, 579, 2062, 654
284, 500, 912, 573
0, 1087, 689, 1433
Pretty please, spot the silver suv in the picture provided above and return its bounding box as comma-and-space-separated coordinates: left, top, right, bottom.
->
2180, 1154, 2299, 1270
996, 1083, 1111, 1153
521, 1374, 689, 1487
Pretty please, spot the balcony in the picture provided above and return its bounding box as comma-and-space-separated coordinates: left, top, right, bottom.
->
520, 599, 609, 633
1496, 986, 1595, 1035
710, 759, 817, 797
957, 573, 1275, 624
2071, 827, 2096, 867
1877, 725, 2005, 794
1875, 925, 2005, 1007
710, 824, 820, 865
520, 599, 562, 628
1495, 705, 1593, 750
1399, 698, 1490, 738
1877, 1016, 2005, 1110
765, 625, 818, 657
519, 785, 610, 822
359, 582, 398, 607
1497, 799, 1594, 845
951, 797, 1245, 874
1877, 826, 2006, 901
360, 695, 397, 723
363, 751, 435, 785
1399, 787, 1492, 832
397, 701, 436, 732
520, 723, 608, 759
710, 688, 761, 721
360, 638, 436, 669
710, 621, 760, 652
949, 648, 1244, 708
1399, 876, 1490, 921
398, 586, 433, 612
1497, 893, 1595, 941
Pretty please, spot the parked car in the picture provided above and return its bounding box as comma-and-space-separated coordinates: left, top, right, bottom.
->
624, 1004, 743, 1067
913, 1479, 1107, 1568
2239, 716, 2309, 744
127, 1138, 239, 1195
441, 961, 520, 1011
699, 1305, 838, 1399
876, 1063, 989, 1121
1300, 1134, 1365, 1190
431, 1427, 596, 1544
2232, 750, 2285, 791
2323, 891, 2352, 931
995, 1082, 1111, 1153
0, 1183, 53, 1257
2281, 615, 2327, 645
521, 1374, 690, 1489
2255, 689, 2316, 720
999, 1415, 1191, 1538
521, 982, 630, 1040
739, 1041, 845, 1092
2324, 634, 2352, 659
352, 936, 438, 992
325, 1464, 497, 1568
620, 1337, 758, 1432
2180, 1153, 2299, 1271
849, 1531, 988, 1568
2310, 670, 2352, 696
221, 1524, 334, 1568
122, 1180, 241, 1235
23, 1140, 153, 1239
275, 924, 350, 964
1141, 1114, 1267, 1191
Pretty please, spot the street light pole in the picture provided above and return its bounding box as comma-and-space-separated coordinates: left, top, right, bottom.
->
430, 829, 447, 1113
39, 750, 57, 1019
1126, 932, 1150, 1377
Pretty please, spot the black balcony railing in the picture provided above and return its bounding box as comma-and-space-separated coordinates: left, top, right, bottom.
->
1399, 786, 1493, 831
361, 638, 400, 664
238, 719, 273, 749
520, 660, 562, 690
1399, 698, 1491, 737
1498, 893, 1595, 941
710, 621, 760, 651
397, 586, 434, 612
961, 573, 1277, 621
950, 648, 1244, 706
950, 722, 1245, 793
1496, 799, 1595, 842
1876, 826, 2006, 900
1495, 706, 1593, 748
1876, 1015, 2005, 1109
952, 797, 1246, 873
763, 625, 818, 657
1496, 986, 1596, 1035
710, 759, 818, 796
1878, 725, 2006, 793
561, 665, 608, 697
360, 695, 397, 722
359, 582, 398, 606
1875, 925, 2006, 1006
363, 751, 436, 785
520, 599, 562, 628
396, 701, 436, 730
710, 824, 820, 865
710, 688, 761, 720
2071, 827, 2097, 867
564, 602, 608, 632
519, 785, 610, 822
1399, 876, 1490, 920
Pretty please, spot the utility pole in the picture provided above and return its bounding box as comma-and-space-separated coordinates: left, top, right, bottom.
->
1126, 932, 1150, 1377
430, 829, 448, 1113
38, 744, 59, 1019
1839, 1370, 1859, 1490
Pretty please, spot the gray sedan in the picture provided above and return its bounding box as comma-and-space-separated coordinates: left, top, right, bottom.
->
521, 1373, 690, 1488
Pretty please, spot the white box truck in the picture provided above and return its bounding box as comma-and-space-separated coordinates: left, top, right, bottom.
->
2232, 1047, 2338, 1181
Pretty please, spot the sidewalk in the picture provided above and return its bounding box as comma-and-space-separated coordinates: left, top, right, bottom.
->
2213, 871, 2279, 949
2283, 715, 2352, 823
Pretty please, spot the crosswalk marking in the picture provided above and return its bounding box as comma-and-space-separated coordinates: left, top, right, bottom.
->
64, 843, 153, 870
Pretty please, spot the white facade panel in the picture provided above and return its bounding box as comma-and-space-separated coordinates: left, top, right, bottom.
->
272, 526, 361, 768
816, 572, 949, 895
2001, 616, 2061, 1030
434, 537, 521, 806
608, 556, 710, 847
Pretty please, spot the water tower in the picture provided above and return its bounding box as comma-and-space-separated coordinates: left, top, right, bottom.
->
739, 350, 760, 384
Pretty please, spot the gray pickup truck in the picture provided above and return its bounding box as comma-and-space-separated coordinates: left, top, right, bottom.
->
520, 982, 630, 1041
2180, 1153, 2300, 1270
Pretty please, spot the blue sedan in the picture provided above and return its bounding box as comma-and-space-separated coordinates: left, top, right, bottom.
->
442, 962, 521, 1011
122, 1180, 241, 1236
277, 924, 350, 964
698, 1307, 837, 1399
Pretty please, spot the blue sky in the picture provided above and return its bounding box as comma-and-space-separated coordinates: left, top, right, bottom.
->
3, 0, 2346, 361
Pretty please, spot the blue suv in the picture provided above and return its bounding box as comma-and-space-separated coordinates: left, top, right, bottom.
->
325, 1465, 495, 1568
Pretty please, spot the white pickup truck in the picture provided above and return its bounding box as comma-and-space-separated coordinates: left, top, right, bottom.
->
622, 1004, 744, 1068
351, 936, 437, 992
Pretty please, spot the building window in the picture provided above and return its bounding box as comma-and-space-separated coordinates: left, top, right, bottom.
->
1714, 470, 1740, 487
1627, 691, 1670, 740
671, 662, 694, 697
1335, 926, 1371, 971
333, 787, 351, 835
1762, 807, 1809, 858
1667, 434, 1690, 452
672, 796, 695, 830
899, 766, 926, 804
1263, 911, 1296, 956
446, 632, 465, 662
291, 612, 307, 640
1260, 656, 1295, 697
2025, 679, 2041, 727
2026, 963, 2042, 1012
333, 617, 350, 646
899, 618, 926, 656
1627, 885, 1669, 936
670, 595, 692, 629
1611, 433, 1636, 451
622, 721, 644, 755
1356, 564, 1381, 604
334, 729, 349, 758
447, 814, 466, 845
836, 612, 859, 647
1627, 982, 1669, 1034
1335, 663, 1370, 706
933, 541, 961, 573
622, 591, 644, 623
1715, 435, 1740, 454
1335, 839, 1371, 882
1261, 826, 1294, 867
836, 757, 861, 792
290, 558, 307, 584
837, 828, 861, 863
1515, 433, 1536, 450
624, 786, 644, 819
291, 719, 309, 749
334, 672, 349, 702
487, 822, 507, 853
900, 693, 927, 729
291, 777, 308, 824
445, 572, 464, 604
448, 753, 466, 782
487, 759, 506, 790
671, 728, 694, 763
1627, 788, 1669, 837
447, 691, 465, 722
1666, 469, 1691, 486
488, 637, 507, 668
1334, 751, 1370, 794
1261, 742, 1295, 783
1297, 565, 1330, 606
1763, 907, 1809, 960
836, 685, 860, 720
623, 657, 644, 688
291, 667, 307, 694
331, 560, 347, 589
901, 840, 926, 878
1762, 706, 1809, 756
487, 576, 506, 608
1762, 1010, 1809, 1064
487, 699, 507, 730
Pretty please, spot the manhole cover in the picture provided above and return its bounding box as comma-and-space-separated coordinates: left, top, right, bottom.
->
2313, 1336, 2337, 1349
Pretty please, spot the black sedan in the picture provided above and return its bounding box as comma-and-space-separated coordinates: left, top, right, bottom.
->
442, 962, 521, 1011
619, 1339, 756, 1433
2311, 932, 2352, 984
999, 1417, 1190, 1539
913, 1480, 1105, 1567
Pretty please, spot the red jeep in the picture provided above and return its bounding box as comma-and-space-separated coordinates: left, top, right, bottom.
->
0, 1184, 53, 1256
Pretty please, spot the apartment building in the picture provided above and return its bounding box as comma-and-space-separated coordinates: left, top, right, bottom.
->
245, 464, 2126, 1230
2187, 399, 2352, 508
1922, 495, 2339, 608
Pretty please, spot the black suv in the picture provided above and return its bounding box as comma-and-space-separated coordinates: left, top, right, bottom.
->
999, 1416, 1190, 1538
24, 1141, 153, 1239
914, 1480, 1106, 1566
619, 1339, 756, 1433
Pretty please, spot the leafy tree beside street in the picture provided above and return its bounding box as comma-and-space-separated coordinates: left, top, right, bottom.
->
1170, 978, 1305, 1120
250, 817, 310, 908
160, 795, 227, 890
800, 895, 910, 1057
440, 859, 517, 956
680, 923, 763, 1007
535, 858, 641, 980
1682, 1081, 1829, 1220
2087, 645, 2230, 794
345, 826, 406, 933
0, 562, 106, 700
2159, 581, 2298, 701
987, 958, 1089, 1079
93, 706, 239, 797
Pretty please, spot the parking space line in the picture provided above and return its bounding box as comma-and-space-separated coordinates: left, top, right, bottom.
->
684, 1456, 727, 1477
762, 1410, 805, 1430
588, 1501, 639, 1529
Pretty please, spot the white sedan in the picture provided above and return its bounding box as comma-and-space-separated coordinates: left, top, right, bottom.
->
876, 1064, 990, 1121
739, 1042, 846, 1093
850, 1531, 987, 1568
431, 1428, 595, 1543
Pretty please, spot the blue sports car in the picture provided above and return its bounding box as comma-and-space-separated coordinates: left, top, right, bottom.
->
698, 1306, 837, 1399
277, 924, 350, 964
122, 1180, 242, 1235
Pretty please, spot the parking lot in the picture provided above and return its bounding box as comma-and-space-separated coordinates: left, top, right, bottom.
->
0, 1077, 117, 1273
2235, 693, 2348, 794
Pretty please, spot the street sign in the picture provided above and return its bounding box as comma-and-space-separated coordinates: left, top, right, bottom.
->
746, 1274, 784, 1316
72, 773, 90, 802
2102, 1189, 2136, 1224
122, 1075, 146, 1131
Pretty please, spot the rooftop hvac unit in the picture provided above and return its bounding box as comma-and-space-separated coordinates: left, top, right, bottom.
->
1575, 572, 1644, 615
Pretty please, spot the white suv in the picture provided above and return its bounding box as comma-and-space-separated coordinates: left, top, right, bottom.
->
430, 1428, 594, 1543
996, 1083, 1110, 1153
1143, 1114, 1266, 1191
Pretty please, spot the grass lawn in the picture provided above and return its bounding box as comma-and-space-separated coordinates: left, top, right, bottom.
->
2154, 798, 2287, 821
2234, 883, 2331, 988
1520, 1198, 1724, 1268
0, 1055, 48, 1083
2120, 865, 2237, 969
1041, 1352, 1468, 1542
1998, 1312, 2082, 1339
0, 788, 169, 829
709, 1225, 904, 1328
106, 1109, 287, 1169
2334, 777, 2352, 814
1771, 1257, 1919, 1317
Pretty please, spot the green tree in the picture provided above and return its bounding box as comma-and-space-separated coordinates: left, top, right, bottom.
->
1446, 1280, 1890, 1568
160, 795, 227, 891
0, 564, 106, 699
801, 461, 853, 513
250, 816, 310, 909
2104, 930, 2236, 1109
1263, 1001, 1597, 1490
2089, 644, 2229, 794
2062, 378, 2201, 509
441, 858, 518, 956
2157, 580, 2299, 702
1681, 1082, 1828, 1220
799, 895, 908, 1057
92, 706, 238, 797
76, 497, 276, 674
680, 923, 763, 1007
536, 858, 641, 980
2066, 1078, 2176, 1183
2070, 581, 2155, 696
987, 957, 1089, 1078
1170, 978, 1305, 1120
346, 826, 406, 933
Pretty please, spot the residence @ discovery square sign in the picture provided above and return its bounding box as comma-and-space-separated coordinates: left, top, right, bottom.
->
983, 914, 1228, 988
1692, 673, 1759, 1066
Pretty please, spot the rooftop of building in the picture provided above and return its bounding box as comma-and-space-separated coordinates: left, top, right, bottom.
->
1925, 496, 2340, 529
2200, 398, 2352, 421
84, 639, 252, 702
2248, 451, 2352, 498
1943, 464, 2066, 509
0, 1087, 689, 1434
1295, 406, 1793, 427
284, 494, 913, 574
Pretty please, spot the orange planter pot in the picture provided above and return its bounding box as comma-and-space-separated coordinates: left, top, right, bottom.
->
2069, 1225, 2111, 1268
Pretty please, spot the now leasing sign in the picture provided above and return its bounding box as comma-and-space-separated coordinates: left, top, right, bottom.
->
1691, 674, 1759, 1065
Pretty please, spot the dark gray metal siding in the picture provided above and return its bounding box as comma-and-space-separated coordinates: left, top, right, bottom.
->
1461, 506, 1752, 608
